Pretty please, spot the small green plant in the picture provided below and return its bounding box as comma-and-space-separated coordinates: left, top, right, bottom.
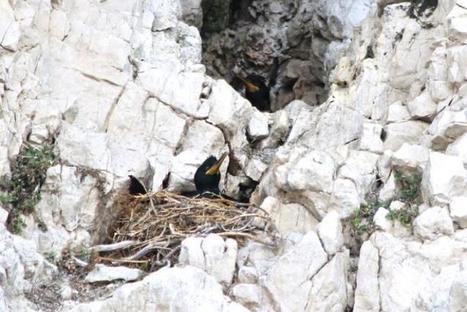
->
45, 251, 57, 263
0, 192, 12, 205
387, 205, 419, 226
352, 199, 390, 235
3, 143, 57, 233
10, 215, 26, 234
386, 170, 422, 226
393, 170, 422, 204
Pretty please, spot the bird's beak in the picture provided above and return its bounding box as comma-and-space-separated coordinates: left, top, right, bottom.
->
237, 76, 260, 93
205, 153, 228, 175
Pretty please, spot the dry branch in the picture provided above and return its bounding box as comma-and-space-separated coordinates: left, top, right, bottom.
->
96, 191, 277, 270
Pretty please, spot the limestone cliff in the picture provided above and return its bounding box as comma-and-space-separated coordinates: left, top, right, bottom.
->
1, 0, 467, 311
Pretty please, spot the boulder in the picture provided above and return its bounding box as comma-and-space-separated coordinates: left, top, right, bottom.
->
317, 210, 344, 255
260, 197, 318, 235
414, 206, 454, 240
263, 231, 328, 311
446, 133, 467, 164
421, 152, 467, 205
67, 266, 249, 312
179, 234, 237, 286
449, 196, 467, 228
85, 264, 144, 283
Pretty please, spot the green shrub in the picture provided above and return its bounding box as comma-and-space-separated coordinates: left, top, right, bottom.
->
3, 144, 57, 233
386, 170, 422, 226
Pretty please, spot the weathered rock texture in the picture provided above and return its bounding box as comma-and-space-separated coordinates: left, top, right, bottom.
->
1, 0, 467, 311
201, 0, 376, 109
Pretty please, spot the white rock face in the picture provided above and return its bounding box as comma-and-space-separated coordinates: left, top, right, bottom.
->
0, 222, 55, 311
407, 91, 437, 119
383, 121, 428, 151
450, 196, 467, 228
305, 251, 350, 312
85, 264, 144, 283
2, 0, 467, 311
260, 197, 318, 235
391, 143, 429, 172
446, 132, 467, 164
178, 234, 237, 286
359, 122, 384, 153
428, 104, 467, 151
317, 210, 344, 255
67, 266, 249, 312
276, 149, 336, 193
413, 206, 454, 240
231, 284, 262, 309
0, 1, 20, 51
354, 241, 380, 312
263, 231, 328, 311
355, 230, 467, 312
422, 152, 467, 205
247, 111, 270, 140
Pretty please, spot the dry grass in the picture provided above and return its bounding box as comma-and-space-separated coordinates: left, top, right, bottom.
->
93, 191, 277, 271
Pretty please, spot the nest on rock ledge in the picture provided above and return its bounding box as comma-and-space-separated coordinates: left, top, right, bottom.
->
93, 191, 278, 271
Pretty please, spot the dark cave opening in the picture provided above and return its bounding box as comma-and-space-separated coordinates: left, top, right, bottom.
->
198, 0, 340, 111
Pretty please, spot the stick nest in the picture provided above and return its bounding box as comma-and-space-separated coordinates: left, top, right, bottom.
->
95, 191, 277, 271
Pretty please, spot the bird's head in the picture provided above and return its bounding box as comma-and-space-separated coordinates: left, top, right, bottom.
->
204, 153, 227, 175
194, 153, 228, 194
237, 75, 262, 93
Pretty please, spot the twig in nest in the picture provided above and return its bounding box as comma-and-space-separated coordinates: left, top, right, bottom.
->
91, 240, 137, 253
98, 191, 277, 270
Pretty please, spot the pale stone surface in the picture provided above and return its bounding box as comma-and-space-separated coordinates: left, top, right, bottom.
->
383, 121, 428, 151
247, 111, 269, 140
449, 270, 467, 312
379, 172, 397, 202
428, 107, 467, 151
446, 132, 467, 164
338, 150, 379, 199
237, 266, 259, 284
85, 264, 144, 283
2, 0, 467, 311
359, 122, 384, 153
422, 152, 467, 205
260, 197, 318, 235
68, 266, 249, 312
354, 241, 380, 312
275, 149, 336, 193
373, 208, 392, 232
0, 1, 21, 51
414, 206, 454, 240
179, 234, 237, 286
450, 196, 467, 229
0, 222, 55, 312
332, 178, 361, 218
391, 143, 429, 172
364, 230, 467, 312
306, 251, 350, 312
230, 284, 262, 308
386, 101, 411, 123
263, 231, 328, 311
407, 91, 437, 119
317, 210, 344, 255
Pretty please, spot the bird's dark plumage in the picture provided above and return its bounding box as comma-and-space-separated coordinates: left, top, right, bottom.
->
128, 175, 147, 195
239, 74, 271, 112
194, 153, 227, 195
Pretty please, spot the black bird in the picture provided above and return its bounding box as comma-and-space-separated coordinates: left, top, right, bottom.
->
238, 74, 271, 112
194, 153, 227, 195
128, 175, 147, 195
